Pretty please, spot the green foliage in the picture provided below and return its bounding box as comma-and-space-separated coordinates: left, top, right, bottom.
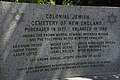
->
15, 0, 55, 4
63, 0, 73, 5
1, 0, 80, 5
1, 0, 120, 6
31, 0, 48, 4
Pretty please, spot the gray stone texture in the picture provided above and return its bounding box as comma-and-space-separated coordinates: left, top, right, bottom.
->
0, 2, 120, 80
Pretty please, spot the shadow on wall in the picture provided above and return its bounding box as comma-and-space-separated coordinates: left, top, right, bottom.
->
64, 77, 93, 80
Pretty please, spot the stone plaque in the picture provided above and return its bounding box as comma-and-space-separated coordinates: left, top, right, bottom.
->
0, 2, 120, 80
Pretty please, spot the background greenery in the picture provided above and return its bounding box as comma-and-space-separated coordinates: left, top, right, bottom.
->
1, 0, 120, 6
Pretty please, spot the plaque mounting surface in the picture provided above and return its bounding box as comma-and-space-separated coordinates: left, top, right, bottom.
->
0, 2, 120, 80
